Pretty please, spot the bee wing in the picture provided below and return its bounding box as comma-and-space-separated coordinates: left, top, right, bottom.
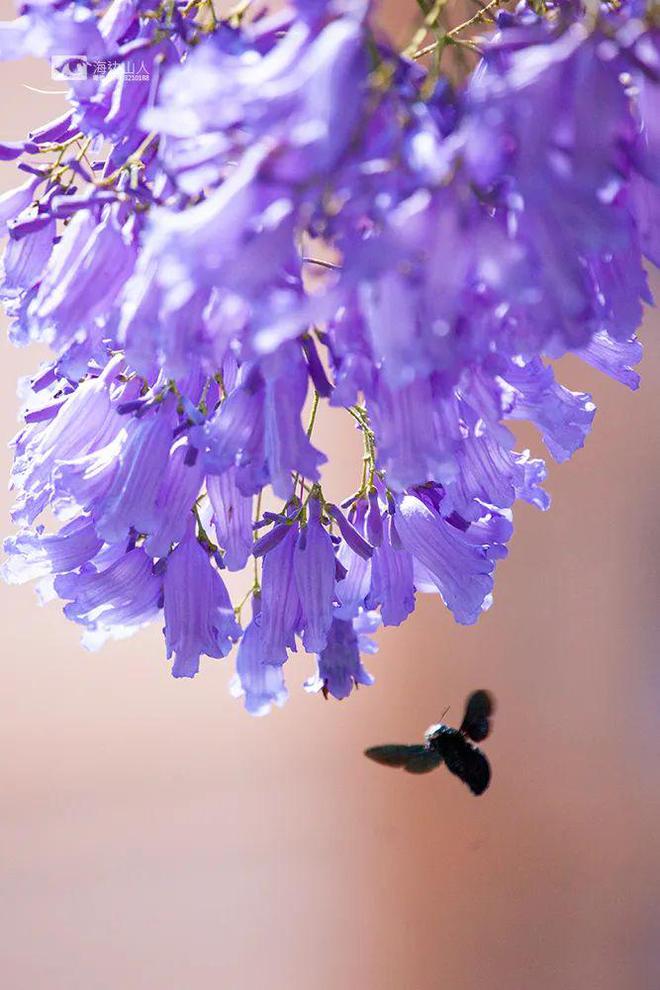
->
364, 744, 441, 774
442, 736, 491, 795
459, 689, 494, 743
403, 748, 443, 774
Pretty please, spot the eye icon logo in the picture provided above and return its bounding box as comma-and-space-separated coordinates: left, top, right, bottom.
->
50, 55, 89, 81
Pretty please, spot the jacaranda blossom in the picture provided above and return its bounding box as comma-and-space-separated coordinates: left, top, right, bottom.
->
1, 0, 658, 712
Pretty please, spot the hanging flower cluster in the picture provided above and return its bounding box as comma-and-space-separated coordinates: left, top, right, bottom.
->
1, 0, 658, 712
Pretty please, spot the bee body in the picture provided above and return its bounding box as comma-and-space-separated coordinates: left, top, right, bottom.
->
365, 690, 495, 796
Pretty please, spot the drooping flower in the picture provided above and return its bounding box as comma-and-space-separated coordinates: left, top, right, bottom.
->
394, 494, 500, 626
259, 520, 301, 664
367, 513, 416, 628
294, 493, 336, 653
163, 521, 240, 678
55, 545, 163, 644
2, 516, 103, 585
207, 466, 253, 571
231, 595, 288, 716
305, 609, 378, 700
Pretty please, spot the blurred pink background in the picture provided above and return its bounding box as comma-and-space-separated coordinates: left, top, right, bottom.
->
1, 3, 659, 988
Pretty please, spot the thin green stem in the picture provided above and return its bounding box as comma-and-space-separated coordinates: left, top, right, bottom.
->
348, 404, 378, 495
306, 389, 320, 439
98, 131, 159, 188
404, 0, 449, 58
253, 489, 263, 591
446, 0, 503, 37
412, 0, 506, 61
233, 585, 254, 621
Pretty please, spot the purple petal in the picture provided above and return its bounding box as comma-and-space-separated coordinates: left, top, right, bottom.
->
207, 466, 253, 570
365, 490, 383, 547
143, 441, 204, 558
259, 522, 300, 663
367, 515, 415, 627
2, 517, 103, 584
55, 547, 162, 635
326, 503, 374, 559
252, 521, 291, 558
304, 612, 375, 701
0, 177, 39, 230
395, 495, 494, 626
231, 595, 288, 716
334, 502, 371, 619
294, 496, 336, 653
163, 523, 239, 678
93, 402, 176, 543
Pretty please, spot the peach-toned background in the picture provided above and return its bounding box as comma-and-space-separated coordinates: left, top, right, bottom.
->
1, 3, 660, 988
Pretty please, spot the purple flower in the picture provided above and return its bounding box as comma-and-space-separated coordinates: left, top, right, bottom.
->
31, 208, 137, 351
143, 440, 205, 559
231, 595, 288, 716
163, 522, 240, 678
394, 495, 498, 626
334, 502, 371, 619
369, 375, 455, 490
577, 331, 642, 391
207, 466, 253, 571
464, 25, 652, 351
305, 609, 377, 701
0, 6, 105, 63
63, 398, 177, 544
367, 514, 416, 627
365, 489, 383, 547
145, 3, 369, 185
10, 358, 124, 525
0, 177, 39, 231
262, 344, 327, 498
2, 218, 55, 298
327, 503, 374, 559
55, 546, 162, 643
259, 521, 301, 663
197, 346, 325, 499
2, 516, 103, 585
294, 494, 336, 653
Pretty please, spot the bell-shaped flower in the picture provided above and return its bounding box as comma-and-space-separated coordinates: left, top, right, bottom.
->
394, 495, 496, 626
305, 609, 377, 701
163, 522, 239, 678
2, 516, 103, 585
11, 357, 124, 523
367, 514, 415, 627
31, 208, 137, 352
294, 494, 336, 653
231, 595, 288, 716
88, 398, 176, 544
259, 521, 301, 663
55, 546, 162, 639
207, 466, 253, 571
143, 440, 205, 559
334, 502, 371, 619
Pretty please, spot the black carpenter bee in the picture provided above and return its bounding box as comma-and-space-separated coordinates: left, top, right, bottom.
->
364, 690, 495, 795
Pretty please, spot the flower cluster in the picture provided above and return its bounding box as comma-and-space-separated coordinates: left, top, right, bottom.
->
1, 0, 658, 713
